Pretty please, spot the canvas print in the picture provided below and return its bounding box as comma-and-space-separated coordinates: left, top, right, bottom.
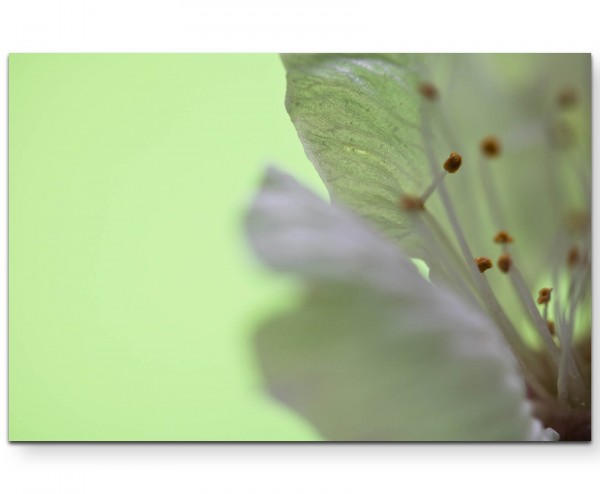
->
9, 54, 590, 441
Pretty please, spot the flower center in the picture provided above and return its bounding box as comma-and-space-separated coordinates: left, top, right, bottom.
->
399, 81, 591, 439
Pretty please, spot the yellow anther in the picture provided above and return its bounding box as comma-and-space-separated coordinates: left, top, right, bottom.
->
481, 136, 501, 158
537, 287, 553, 305
443, 152, 462, 174
418, 82, 438, 101
475, 256, 493, 273
546, 320, 556, 337
497, 253, 512, 273
399, 195, 425, 211
493, 231, 514, 244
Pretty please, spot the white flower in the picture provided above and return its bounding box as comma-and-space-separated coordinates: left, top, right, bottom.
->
246, 54, 591, 441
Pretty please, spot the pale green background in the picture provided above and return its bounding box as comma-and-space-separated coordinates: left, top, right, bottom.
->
9, 54, 326, 441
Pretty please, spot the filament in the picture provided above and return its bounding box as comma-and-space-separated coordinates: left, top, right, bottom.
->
420, 169, 447, 203
478, 155, 508, 230
507, 264, 559, 362
421, 211, 481, 309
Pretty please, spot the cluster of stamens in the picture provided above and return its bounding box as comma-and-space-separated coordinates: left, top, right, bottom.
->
398, 79, 591, 439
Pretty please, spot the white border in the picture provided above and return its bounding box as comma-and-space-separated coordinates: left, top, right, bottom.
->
1, 1, 599, 493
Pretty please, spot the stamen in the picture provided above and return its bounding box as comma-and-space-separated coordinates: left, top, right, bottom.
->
399, 195, 425, 211
404, 153, 464, 209
418, 212, 481, 309
553, 284, 587, 405
481, 136, 501, 158
542, 303, 550, 336
567, 246, 580, 268
478, 152, 507, 229
419, 169, 447, 203
554, 291, 574, 404
494, 230, 513, 251
418, 82, 438, 101
547, 320, 555, 337
443, 152, 462, 173
551, 248, 587, 403
507, 264, 559, 362
494, 231, 514, 245
537, 288, 553, 305
495, 241, 557, 356
497, 253, 512, 273
566, 255, 590, 340
554, 297, 570, 403
422, 212, 477, 291
475, 256, 493, 273
557, 87, 578, 109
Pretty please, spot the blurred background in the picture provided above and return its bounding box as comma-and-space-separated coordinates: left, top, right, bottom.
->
9, 54, 327, 440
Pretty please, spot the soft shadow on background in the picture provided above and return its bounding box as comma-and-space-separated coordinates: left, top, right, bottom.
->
9, 54, 326, 440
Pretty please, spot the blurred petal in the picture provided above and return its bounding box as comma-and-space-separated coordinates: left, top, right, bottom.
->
247, 168, 547, 441
247, 166, 423, 295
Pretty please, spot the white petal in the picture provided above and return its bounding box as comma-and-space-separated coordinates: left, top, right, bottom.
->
247, 167, 425, 296
247, 168, 545, 441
